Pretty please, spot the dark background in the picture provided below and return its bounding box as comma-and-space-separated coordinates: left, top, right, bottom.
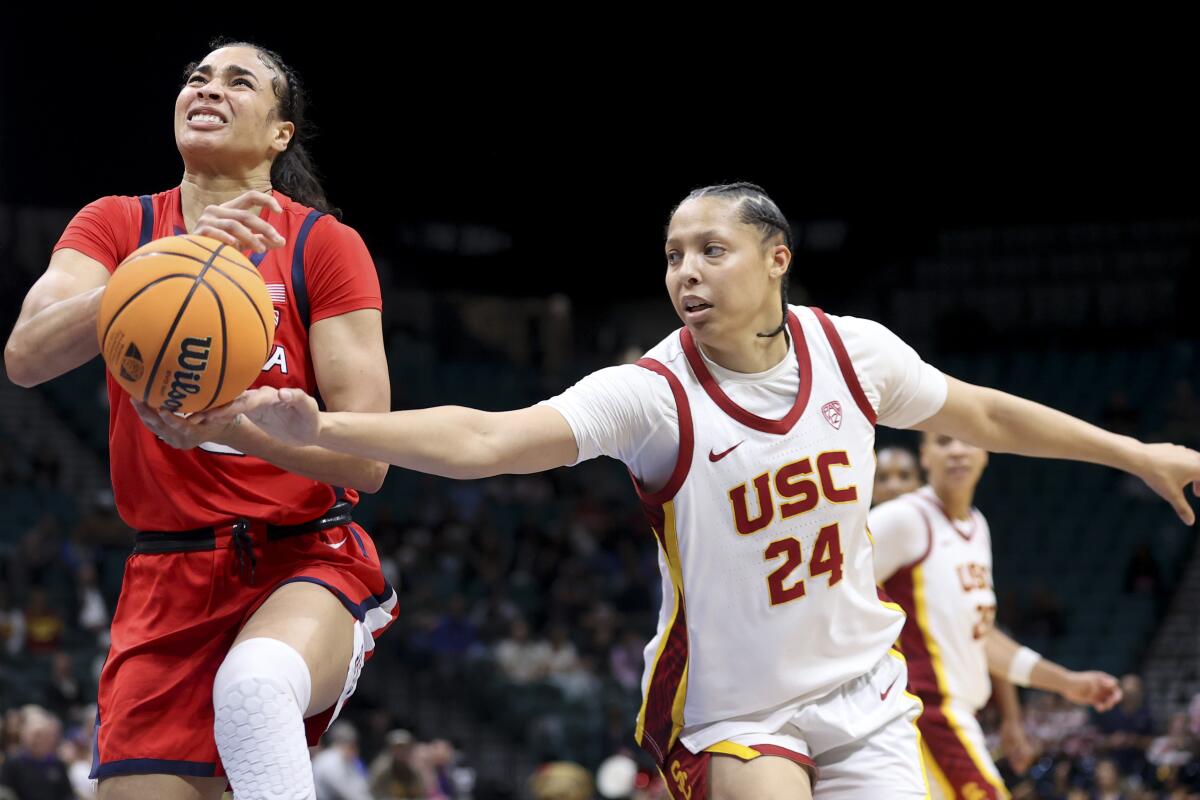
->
4, 24, 1200, 799
3, 26, 1197, 309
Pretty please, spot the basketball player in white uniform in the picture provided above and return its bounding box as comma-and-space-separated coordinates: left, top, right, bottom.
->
871, 433, 1122, 799
197, 183, 1200, 800
872, 445, 1039, 782
874, 445, 922, 504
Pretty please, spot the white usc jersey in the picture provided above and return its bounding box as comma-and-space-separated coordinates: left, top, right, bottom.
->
873, 486, 997, 711
631, 307, 906, 762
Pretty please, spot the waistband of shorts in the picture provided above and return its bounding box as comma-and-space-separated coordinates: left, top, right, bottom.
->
132, 501, 354, 554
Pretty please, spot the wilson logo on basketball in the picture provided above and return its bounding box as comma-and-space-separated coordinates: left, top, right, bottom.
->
119, 342, 144, 382
821, 400, 843, 429
161, 336, 213, 412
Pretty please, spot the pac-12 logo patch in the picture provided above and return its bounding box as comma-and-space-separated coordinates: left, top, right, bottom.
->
821, 400, 843, 430
119, 342, 144, 382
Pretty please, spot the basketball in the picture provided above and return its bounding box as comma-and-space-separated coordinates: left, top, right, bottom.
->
96, 235, 276, 414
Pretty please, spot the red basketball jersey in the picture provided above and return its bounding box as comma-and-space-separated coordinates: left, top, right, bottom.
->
54, 188, 382, 530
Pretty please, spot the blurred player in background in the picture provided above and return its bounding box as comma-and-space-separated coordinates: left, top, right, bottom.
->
874, 445, 922, 505
872, 444, 1037, 787
871, 433, 1122, 799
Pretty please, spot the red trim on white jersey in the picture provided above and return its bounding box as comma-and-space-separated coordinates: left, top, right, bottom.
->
678, 310, 812, 434
912, 491, 979, 542
810, 307, 877, 426
633, 357, 694, 505
891, 499, 936, 570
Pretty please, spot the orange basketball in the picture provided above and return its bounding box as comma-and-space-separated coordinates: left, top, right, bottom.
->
97, 235, 276, 414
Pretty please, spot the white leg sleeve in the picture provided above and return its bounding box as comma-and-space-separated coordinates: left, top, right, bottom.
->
213, 637, 316, 800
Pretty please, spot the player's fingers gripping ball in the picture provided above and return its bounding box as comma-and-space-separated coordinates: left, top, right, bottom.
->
97, 235, 276, 414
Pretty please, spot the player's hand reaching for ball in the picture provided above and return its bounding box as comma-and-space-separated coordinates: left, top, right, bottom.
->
1062, 670, 1122, 712
197, 387, 322, 447
193, 190, 286, 253
1134, 443, 1200, 526
129, 398, 243, 450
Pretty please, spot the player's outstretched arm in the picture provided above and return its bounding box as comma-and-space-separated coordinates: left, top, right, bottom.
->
986, 628, 1122, 712
200, 387, 580, 480
916, 376, 1200, 524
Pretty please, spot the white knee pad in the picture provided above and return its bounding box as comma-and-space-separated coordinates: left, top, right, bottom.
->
213, 637, 315, 800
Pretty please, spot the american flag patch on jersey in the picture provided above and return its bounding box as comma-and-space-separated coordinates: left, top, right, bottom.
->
265, 284, 287, 304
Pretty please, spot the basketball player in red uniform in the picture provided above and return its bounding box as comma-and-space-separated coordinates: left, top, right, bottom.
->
4, 40, 396, 800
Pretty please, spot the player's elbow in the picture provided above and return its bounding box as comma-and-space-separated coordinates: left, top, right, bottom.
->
4, 337, 40, 387
355, 461, 389, 494
461, 428, 512, 480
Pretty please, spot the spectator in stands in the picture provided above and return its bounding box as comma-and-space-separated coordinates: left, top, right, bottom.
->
61, 724, 96, 800
0, 706, 72, 800
469, 587, 520, 646
22, 588, 63, 655
42, 652, 82, 723
426, 594, 478, 659
1148, 713, 1196, 770
1093, 757, 1129, 800
312, 722, 374, 800
411, 739, 463, 800
1023, 693, 1101, 771
74, 562, 109, 643
528, 761, 593, 800
1036, 758, 1078, 800
544, 624, 580, 679
550, 654, 601, 704
2, 707, 22, 753
367, 728, 423, 800
495, 619, 551, 685
1098, 675, 1157, 776
1007, 781, 1035, 800
609, 628, 644, 692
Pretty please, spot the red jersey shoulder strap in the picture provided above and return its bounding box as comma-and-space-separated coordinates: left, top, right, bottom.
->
809, 307, 876, 426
